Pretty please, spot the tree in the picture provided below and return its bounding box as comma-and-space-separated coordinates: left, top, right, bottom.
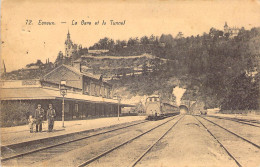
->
159, 34, 174, 45
221, 73, 259, 110
98, 37, 109, 49
54, 51, 64, 66
149, 34, 156, 43
140, 36, 149, 45
26, 59, 44, 68
209, 28, 224, 40
127, 37, 139, 46
78, 47, 88, 55
108, 39, 115, 50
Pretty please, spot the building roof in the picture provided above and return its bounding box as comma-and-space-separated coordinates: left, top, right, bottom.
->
0, 87, 134, 107
44, 64, 109, 85
73, 58, 82, 63
63, 64, 101, 80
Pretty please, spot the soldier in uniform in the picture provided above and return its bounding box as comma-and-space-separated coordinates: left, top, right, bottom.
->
47, 104, 56, 132
33, 104, 44, 132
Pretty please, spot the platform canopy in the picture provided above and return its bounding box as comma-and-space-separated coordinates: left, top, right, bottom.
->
0, 87, 135, 107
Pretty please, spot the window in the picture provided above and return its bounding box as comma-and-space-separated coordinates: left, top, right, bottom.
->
96, 85, 101, 96
75, 104, 79, 113
101, 86, 105, 97
83, 81, 90, 94
90, 83, 95, 96
94, 84, 97, 96
104, 87, 108, 98
87, 84, 90, 93
107, 88, 111, 98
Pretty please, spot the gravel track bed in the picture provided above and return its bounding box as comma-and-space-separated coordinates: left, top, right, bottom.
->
207, 115, 260, 127
196, 116, 260, 167
136, 115, 238, 167
6, 117, 177, 167
1, 120, 155, 166
1, 120, 146, 158
204, 116, 260, 145
86, 116, 183, 167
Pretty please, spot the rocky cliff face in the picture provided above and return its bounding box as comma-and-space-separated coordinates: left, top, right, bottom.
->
79, 53, 164, 78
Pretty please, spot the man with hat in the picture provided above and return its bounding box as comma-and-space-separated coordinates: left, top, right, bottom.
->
47, 104, 56, 132
33, 104, 44, 132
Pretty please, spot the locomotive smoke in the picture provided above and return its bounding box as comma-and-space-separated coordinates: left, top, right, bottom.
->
172, 86, 186, 106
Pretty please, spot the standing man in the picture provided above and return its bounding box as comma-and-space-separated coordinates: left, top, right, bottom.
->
47, 104, 56, 132
33, 104, 44, 132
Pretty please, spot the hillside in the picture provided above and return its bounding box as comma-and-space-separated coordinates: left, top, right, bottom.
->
2, 27, 259, 110
1, 61, 54, 80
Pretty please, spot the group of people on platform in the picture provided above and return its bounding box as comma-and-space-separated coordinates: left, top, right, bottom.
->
29, 104, 56, 133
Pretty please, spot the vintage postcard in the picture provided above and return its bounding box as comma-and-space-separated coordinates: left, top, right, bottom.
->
1, 0, 260, 166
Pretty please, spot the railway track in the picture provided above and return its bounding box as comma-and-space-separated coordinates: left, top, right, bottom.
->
200, 116, 260, 149
205, 115, 260, 128
194, 116, 242, 167
78, 115, 184, 167
194, 116, 260, 167
1, 115, 181, 166
128, 115, 184, 167
1, 119, 149, 163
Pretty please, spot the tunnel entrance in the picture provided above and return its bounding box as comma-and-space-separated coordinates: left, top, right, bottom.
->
179, 105, 189, 114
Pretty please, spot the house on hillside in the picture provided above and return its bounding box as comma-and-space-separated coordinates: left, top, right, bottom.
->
224, 22, 239, 38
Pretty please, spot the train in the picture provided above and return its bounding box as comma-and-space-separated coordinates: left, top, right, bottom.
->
145, 95, 180, 120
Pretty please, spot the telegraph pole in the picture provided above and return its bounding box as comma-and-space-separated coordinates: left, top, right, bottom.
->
60, 80, 67, 128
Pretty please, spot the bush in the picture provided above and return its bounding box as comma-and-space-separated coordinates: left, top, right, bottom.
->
0, 102, 33, 127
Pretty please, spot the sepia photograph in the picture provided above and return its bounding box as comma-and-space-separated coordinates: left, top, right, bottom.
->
0, 0, 260, 166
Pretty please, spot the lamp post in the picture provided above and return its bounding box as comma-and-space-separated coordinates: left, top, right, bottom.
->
114, 95, 121, 121
60, 80, 67, 128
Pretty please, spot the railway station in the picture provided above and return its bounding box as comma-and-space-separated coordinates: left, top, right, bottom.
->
0, 64, 134, 121
1, 1, 260, 166
1, 64, 260, 167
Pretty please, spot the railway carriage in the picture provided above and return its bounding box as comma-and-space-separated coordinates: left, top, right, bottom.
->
145, 95, 179, 120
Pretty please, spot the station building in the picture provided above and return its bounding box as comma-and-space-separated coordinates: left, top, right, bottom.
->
0, 64, 134, 120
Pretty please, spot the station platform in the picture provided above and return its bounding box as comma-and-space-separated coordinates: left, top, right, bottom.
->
1, 116, 146, 146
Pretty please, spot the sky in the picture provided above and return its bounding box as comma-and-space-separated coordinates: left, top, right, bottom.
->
1, 0, 260, 72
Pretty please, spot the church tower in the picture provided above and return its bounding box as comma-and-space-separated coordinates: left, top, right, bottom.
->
65, 30, 73, 58
67, 30, 71, 40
